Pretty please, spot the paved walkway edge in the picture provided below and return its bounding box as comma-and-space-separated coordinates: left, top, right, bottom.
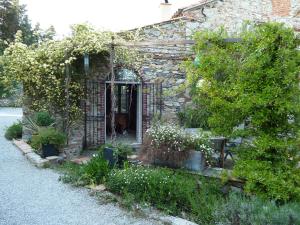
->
12, 139, 56, 168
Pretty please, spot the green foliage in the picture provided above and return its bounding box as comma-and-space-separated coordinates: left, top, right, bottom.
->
31, 127, 66, 151
112, 143, 133, 158
186, 22, 300, 201
0, 1, 55, 53
177, 105, 211, 129
57, 162, 87, 186
215, 193, 300, 225
60, 153, 110, 186
5, 121, 22, 140
235, 159, 300, 202
1, 24, 141, 123
80, 153, 110, 184
144, 123, 213, 166
35, 111, 55, 127
106, 167, 222, 224
22, 115, 44, 135
0, 0, 20, 53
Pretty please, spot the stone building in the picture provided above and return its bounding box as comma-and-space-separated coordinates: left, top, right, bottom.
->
27, 0, 299, 158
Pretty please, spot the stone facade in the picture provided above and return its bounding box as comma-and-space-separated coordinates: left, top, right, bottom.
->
132, 18, 194, 120
22, 0, 299, 158
133, 0, 300, 122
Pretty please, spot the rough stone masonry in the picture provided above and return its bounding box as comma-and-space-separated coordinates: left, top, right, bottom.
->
22, 0, 300, 158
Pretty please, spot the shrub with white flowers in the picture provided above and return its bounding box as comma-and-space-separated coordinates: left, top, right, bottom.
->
146, 123, 214, 161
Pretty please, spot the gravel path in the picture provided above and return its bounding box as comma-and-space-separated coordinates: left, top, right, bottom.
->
0, 107, 160, 225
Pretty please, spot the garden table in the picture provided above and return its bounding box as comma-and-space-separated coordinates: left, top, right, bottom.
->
210, 137, 227, 168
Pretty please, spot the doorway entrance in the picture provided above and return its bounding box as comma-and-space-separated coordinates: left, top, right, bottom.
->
105, 83, 142, 144
84, 68, 162, 148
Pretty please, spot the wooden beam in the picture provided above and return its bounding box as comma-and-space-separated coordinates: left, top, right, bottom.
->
115, 40, 195, 47
114, 38, 241, 47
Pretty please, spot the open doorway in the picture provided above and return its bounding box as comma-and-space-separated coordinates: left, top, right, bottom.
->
106, 83, 141, 144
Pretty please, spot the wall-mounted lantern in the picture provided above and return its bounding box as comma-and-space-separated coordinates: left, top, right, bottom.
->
84, 54, 90, 75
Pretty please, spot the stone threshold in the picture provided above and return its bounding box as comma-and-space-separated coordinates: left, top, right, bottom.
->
12, 139, 63, 168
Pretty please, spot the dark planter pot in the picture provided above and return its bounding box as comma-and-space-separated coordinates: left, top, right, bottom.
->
103, 147, 128, 167
41, 144, 59, 158
103, 147, 116, 167
117, 155, 127, 167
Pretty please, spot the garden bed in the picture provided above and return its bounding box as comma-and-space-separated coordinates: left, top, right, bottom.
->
55, 149, 300, 225
13, 139, 63, 167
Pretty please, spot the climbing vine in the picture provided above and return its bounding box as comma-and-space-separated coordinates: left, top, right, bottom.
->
186, 23, 300, 201
0, 24, 143, 124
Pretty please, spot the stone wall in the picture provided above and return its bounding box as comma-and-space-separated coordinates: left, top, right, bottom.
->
182, 0, 272, 35
132, 18, 194, 120
67, 0, 300, 151
132, 0, 300, 121
181, 0, 300, 33
21, 0, 300, 154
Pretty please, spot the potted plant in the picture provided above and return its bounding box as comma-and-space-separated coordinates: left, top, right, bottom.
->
31, 127, 66, 158
141, 123, 213, 171
103, 143, 132, 167
183, 131, 214, 171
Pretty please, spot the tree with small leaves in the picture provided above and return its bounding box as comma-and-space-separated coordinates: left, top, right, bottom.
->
186, 23, 300, 201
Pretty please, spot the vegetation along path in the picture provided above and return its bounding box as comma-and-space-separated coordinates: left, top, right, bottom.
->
0, 107, 159, 225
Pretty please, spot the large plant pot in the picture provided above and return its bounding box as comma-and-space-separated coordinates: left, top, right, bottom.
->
184, 150, 206, 172
103, 147, 116, 167
152, 150, 190, 169
117, 155, 127, 166
41, 144, 59, 158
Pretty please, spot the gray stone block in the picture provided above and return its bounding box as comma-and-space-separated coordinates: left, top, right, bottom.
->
25, 152, 49, 168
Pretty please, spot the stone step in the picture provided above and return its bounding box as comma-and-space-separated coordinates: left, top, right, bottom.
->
70, 156, 91, 165
130, 143, 141, 152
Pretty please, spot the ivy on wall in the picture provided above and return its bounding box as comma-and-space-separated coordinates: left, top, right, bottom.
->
185, 23, 300, 201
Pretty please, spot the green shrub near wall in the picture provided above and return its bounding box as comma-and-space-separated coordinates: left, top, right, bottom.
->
215, 193, 300, 225
35, 111, 55, 127
185, 22, 300, 202
31, 127, 66, 152
177, 105, 211, 129
5, 121, 22, 140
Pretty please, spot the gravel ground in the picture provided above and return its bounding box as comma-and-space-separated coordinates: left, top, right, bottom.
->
0, 107, 160, 225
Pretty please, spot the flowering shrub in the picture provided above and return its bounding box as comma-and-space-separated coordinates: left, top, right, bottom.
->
146, 123, 189, 152
144, 123, 213, 166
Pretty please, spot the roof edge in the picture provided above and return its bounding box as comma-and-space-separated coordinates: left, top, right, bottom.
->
123, 16, 197, 32
172, 0, 220, 18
